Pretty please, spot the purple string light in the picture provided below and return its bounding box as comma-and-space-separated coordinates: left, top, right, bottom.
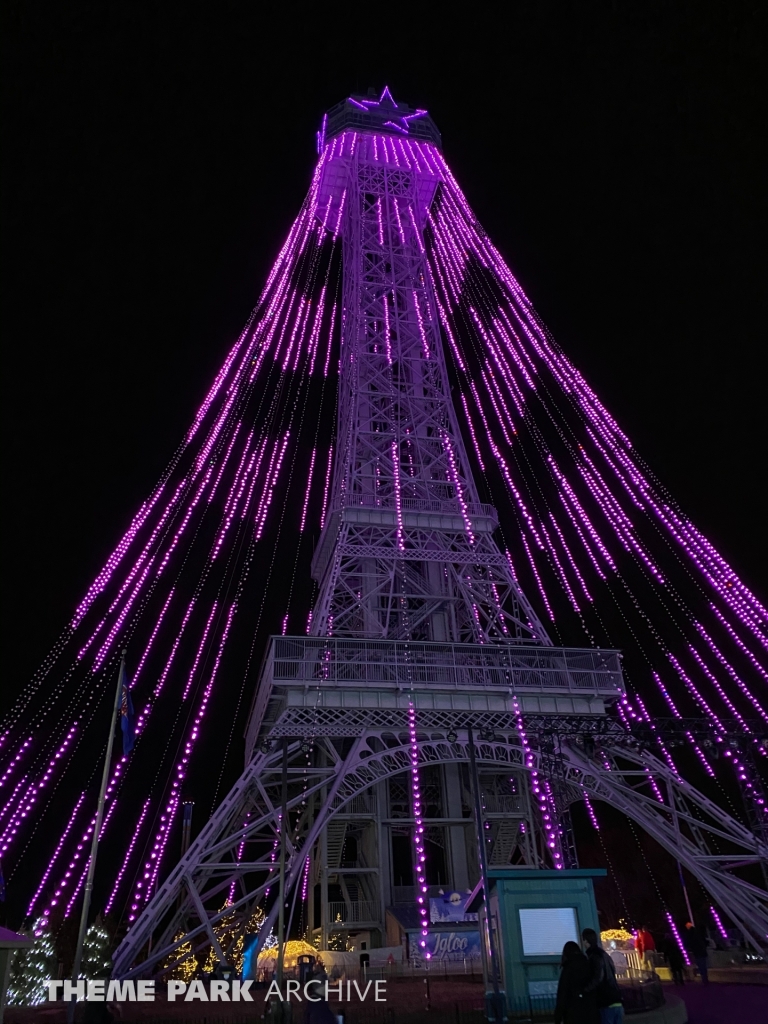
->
666, 913, 690, 965
320, 446, 333, 530
407, 702, 430, 959
27, 791, 86, 917
104, 798, 150, 915
512, 696, 563, 867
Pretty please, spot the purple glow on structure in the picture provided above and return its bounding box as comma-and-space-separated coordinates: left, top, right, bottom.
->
687, 646, 754, 735
480, 368, 514, 445
8, 103, 768, 933
520, 533, 555, 623
130, 602, 238, 922
1, 722, 79, 854
382, 295, 393, 364
634, 691, 679, 777
407, 702, 430, 958
333, 190, 347, 239
320, 446, 333, 530
392, 442, 405, 551
132, 590, 175, 685
710, 906, 728, 941
306, 286, 327, 369
255, 433, 291, 541
653, 673, 715, 778
0, 736, 32, 791
390, 198, 405, 246
71, 485, 168, 628
27, 791, 86, 917
213, 436, 262, 556
300, 449, 317, 532
548, 513, 593, 603
441, 430, 474, 543
512, 696, 562, 867
301, 855, 310, 903
583, 791, 600, 830
63, 798, 117, 919
460, 393, 484, 470
538, 519, 580, 614
145, 794, 179, 901
209, 422, 243, 505
407, 205, 425, 254
105, 798, 150, 915
694, 622, 768, 724
322, 301, 337, 378
709, 604, 768, 681
182, 603, 218, 701
0, 776, 27, 831
667, 913, 690, 965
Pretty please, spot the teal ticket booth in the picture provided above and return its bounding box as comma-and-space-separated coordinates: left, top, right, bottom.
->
467, 868, 606, 1019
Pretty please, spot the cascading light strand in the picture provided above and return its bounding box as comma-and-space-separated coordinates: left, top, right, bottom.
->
128, 602, 238, 923
26, 791, 86, 916
104, 797, 150, 914
300, 449, 317, 532
320, 446, 333, 530
407, 702, 431, 959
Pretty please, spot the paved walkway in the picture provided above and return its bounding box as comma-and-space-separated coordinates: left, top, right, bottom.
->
668, 982, 768, 1023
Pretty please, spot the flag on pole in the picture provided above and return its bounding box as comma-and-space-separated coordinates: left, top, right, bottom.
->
120, 672, 135, 755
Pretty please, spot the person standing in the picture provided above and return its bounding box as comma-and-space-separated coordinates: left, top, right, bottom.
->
582, 929, 624, 1024
660, 933, 685, 985
635, 926, 655, 966
683, 922, 709, 984
554, 942, 599, 1024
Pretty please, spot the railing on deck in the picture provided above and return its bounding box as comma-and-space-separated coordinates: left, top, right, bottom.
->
328, 900, 380, 924
268, 636, 623, 694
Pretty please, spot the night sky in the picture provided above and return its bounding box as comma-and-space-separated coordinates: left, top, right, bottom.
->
2, 2, 766, 932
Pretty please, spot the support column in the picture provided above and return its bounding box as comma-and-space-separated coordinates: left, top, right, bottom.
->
320, 754, 329, 949
443, 763, 470, 892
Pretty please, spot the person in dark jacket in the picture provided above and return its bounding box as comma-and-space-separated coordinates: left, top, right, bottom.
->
554, 941, 599, 1024
683, 922, 709, 983
582, 929, 624, 1024
659, 933, 685, 985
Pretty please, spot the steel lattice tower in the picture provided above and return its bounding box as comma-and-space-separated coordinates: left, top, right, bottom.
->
309, 105, 546, 646
113, 91, 768, 982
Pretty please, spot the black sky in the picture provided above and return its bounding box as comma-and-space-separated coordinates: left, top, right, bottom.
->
3, 0, 766, 710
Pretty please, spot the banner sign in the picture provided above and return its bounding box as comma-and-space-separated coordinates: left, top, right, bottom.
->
410, 930, 482, 961
429, 894, 478, 923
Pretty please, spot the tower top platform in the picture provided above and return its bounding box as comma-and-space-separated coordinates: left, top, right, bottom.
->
320, 86, 442, 150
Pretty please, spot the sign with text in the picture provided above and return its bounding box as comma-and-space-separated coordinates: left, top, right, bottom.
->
411, 930, 482, 961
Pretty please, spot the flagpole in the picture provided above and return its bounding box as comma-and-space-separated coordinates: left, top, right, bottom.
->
67, 650, 127, 1023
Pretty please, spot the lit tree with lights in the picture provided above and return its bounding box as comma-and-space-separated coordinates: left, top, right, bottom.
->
81, 918, 112, 978
326, 914, 346, 952
196, 903, 267, 975
6, 917, 57, 1006
164, 933, 198, 982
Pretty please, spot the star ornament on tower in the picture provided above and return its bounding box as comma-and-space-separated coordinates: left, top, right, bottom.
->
346, 85, 429, 135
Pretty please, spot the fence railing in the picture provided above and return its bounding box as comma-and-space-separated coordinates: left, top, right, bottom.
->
328, 900, 380, 924
339, 794, 377, 815
482, 795, 524, 814
268, 636, 624, 695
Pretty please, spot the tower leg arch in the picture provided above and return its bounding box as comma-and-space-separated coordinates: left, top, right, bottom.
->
114, 728, 768, 979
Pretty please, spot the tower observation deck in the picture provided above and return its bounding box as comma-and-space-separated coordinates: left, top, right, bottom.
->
112, 90, 768, 981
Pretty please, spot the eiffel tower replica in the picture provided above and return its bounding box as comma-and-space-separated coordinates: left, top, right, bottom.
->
114, 92, 768, 979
